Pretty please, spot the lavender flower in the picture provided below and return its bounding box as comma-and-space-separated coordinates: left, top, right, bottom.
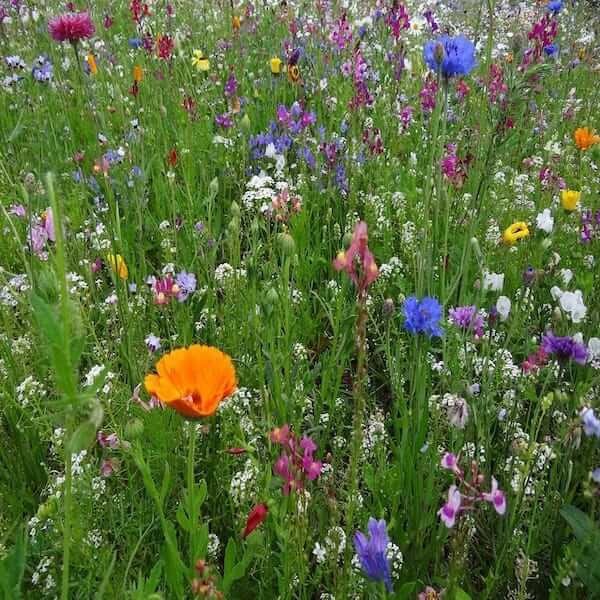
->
448, 305, 484, 337
175, 271, 196, 302
581, 408, 600, 438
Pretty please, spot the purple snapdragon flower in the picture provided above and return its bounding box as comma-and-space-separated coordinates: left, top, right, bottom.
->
354, 518, 393, 593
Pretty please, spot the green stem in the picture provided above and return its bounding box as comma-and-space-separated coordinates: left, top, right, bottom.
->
187, 423, 197, 562
61, 431, 72, 600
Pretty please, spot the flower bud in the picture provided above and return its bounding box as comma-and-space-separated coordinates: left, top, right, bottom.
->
382, 298, 395, 319
125, 417, 144, 439
276, 232, 296, 256
208, 176, 219, 198
240, 113, 251, 132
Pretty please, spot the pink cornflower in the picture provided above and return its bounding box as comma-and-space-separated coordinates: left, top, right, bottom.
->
333, 221, 379, 296
48, 12, 95, 44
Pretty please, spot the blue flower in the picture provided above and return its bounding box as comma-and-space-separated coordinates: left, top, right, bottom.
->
423, 35, 476, 77
403, 296, 443, 337
544, 43, 559, 58
546, 0, 563, 13
128, 37, 142, 49
581, 408, 600, 438
354, 518, 393, 593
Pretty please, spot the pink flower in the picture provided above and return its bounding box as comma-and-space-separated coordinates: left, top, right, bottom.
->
48, 12, 95, 43
438, 485, 462, 528
333, 221, 379, 295
482, 477, 506, 515
441, 452, 461, 475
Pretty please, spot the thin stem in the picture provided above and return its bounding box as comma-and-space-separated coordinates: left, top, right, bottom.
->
187, 422, 197, 562
61, 433, 72, 600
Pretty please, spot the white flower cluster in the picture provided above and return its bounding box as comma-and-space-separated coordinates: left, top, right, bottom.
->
312, 526, 347, 564
229, 458, 258, 506
16, 375, 46, 407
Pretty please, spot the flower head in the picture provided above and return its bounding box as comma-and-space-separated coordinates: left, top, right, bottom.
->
448, 305, 484, 337
423, 35, 476, 77
144, 345, 237, 418
482, 478, 507, 515
541, 331, 588, 364
242, 503, 268, 539
333, 221, 379, 295
574, 127, 600, 151
403, 296, 443, 337
354, 518, 393, 592
502, 222, 529, 245
581, 408, 600, 438
192, 50, 210, 71
107, 253, 128, 280
561, 189, 581, 212
438, 485, 461, 528
270, 57, 282, 74
48, 12, 95, 43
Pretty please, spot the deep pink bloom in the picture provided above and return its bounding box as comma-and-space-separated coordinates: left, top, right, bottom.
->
48, 12, 95, 43
333, 221, 379, 295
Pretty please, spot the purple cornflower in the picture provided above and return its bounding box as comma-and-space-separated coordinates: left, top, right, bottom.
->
175, 271, 196, 302
403, 296, 443, 337
448, 305, 484, 337
354, 518, 393, 593
423, 35, 476, 78
541, 332, 588, 365
48, 11, 95, 43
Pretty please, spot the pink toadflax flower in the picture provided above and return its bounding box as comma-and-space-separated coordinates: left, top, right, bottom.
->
48, 12, 95, 43
482, 477, 507, 515
333, 221, 379, 295
438, 485, 462, 528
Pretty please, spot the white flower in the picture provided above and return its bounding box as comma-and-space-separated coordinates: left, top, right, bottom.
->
558, 290, 587, 323
483, 271, 504, 292
535, 209, 554, 233
587, 337, 600, 359
559, 268, 573, 285
496, 296, 511, 321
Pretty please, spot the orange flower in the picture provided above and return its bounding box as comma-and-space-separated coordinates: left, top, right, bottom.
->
133, 64, 144, 83
574, 127, 600, 151
232, 15, 241, 31
144, 345, 237, 418
287, 64, 300, 84
86, 53, 97, 76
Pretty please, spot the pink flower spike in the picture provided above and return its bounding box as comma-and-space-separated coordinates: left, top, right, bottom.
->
482, 477, 507, 515
438, 485, 462, 528
333, 221, 379, 294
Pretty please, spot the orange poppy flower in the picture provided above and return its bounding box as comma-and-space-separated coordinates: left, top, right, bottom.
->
144, 345, 237, 418
574, 127, 600, 151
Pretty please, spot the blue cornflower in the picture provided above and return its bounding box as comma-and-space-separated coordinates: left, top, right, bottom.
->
544, 44, 559, 57
403, 296, 443, 337
546, 0, 563, 13
581, 408, 600, 438
128, 37, 143, 49
354, 518, 393, 593
423, 35, 477, 77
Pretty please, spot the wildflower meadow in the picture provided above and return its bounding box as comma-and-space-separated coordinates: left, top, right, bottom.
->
1, 0, 600, 598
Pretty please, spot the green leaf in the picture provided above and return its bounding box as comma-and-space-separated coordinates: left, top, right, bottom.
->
0, 529, 26, 600
159, 462, 172, 509
396, 582, 417, 599
455, 589, 472, 600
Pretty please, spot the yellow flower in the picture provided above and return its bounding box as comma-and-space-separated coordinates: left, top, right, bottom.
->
107, 254, 128, 279
232, 15, 241, 32
502, 222, 529, 245
133, 64, 144, 83
561, 189, 581, 211
270, 57, 282, 75
86, 53, 97, 76
191, 49, 210, 72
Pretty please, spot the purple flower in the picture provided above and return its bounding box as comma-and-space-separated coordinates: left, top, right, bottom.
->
215, 112, 233, 129
438, 485, 461, 528
541, 332, 588, 364
581, 408, 600, 438
592, 468, 600, 484
145, 334, 161, 352
354, 518, 393, 592
441, 452, 461, 475
448, 305, 484, 337
9, 204, 26, 218
423, 35, 477, 78
482, 478, 507, 515
224, 72, 237, 97
175, 271, 196, 302
403, 296, 443, 337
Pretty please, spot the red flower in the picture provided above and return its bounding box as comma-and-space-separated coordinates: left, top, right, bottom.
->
167, 148, 178, 167
243, 504, 268, 539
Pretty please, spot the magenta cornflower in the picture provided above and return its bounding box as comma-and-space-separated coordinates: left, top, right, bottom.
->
448, 305, 484, 337
48, 12, 95, 43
